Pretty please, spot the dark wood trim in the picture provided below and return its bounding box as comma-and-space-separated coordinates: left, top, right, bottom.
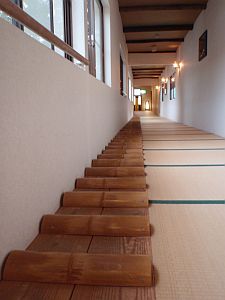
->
127, 38, 184, 44
124, 24, 193, 33
120, 4, 207, 12
0, 0, 89, 65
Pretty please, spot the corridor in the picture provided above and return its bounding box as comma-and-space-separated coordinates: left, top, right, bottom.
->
141, 112, 225, 300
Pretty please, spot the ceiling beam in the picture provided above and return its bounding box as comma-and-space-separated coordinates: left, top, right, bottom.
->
133, 71, 162, 73
120, 4, 207, 13
127, 38, 184, 44
132, 68, 165, 71
134, 76, 159, 79
129, 50, 177, 54
132, 71, 164, 73
133, 74, 162, 76
124, 24, 193, 33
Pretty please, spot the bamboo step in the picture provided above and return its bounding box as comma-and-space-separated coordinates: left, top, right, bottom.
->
3, 251, 152, 287
98, 154, 143, 159
106, 144, 143, 149
41, 215, 150, 236
92, 158, 144, 167
75, 177, 146, 190
85, 167, 145, 177
63, 191, 149, 208
102, 149, 143, 154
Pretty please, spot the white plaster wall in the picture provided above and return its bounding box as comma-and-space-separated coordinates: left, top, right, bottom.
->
0, 1, 132, 272
160, 0, 225, 138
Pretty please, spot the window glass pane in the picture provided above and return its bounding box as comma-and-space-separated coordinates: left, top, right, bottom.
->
0, 10, 12, 23
53, 0, 64, 56
23, 0, 51, 48
128, 78, 132, 101
94, 0, 103, 81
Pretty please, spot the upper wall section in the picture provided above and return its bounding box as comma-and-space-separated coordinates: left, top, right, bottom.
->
160, 0, 225, 138
0, 1, 132, 273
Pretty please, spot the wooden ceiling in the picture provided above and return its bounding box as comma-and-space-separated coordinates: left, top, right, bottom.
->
119, 0, 208, 80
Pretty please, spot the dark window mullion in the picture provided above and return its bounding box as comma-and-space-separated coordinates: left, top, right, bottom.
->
64, 0, 73, 61
12, 0, 24, 30
49, 0, 55, 51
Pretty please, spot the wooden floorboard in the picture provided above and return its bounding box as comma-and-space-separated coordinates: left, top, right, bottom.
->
0, 281, 74, 300
27, 234, 92, 252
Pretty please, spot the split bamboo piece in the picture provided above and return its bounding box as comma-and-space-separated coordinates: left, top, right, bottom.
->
3, 251, 153, 287
98, 154, 143, 159
85, 167, 145, 177
63, 191, 149, 208
75, 177, 146, 190
102, 149, 143, 154
41, 215, 150, 236
92, 158, 144, 167
106, 144, 142, 149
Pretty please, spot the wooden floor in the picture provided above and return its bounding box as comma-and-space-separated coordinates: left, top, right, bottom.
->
142, 113, 225, 300
0, 116, 155, 300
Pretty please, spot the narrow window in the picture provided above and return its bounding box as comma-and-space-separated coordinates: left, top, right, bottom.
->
52, 0, 65, 56
170, 75, 176, 100
88, 0, 104, 81
128, 77, 132, 101
120, 55, 124, 96
161, 84, 164, 102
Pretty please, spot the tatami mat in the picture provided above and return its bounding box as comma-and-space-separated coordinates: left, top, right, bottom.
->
143, 134, 223, 141
143, 140, 225, 150
142, 130, 206, 135
150, 205, 225, 300
146, 166, 225, 200
144, 150, 225, 165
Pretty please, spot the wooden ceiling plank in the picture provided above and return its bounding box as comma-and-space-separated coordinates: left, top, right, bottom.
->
120, 4, 207, 13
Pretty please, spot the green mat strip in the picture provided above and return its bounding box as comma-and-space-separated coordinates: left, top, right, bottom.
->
149, 200, 225, 204
144, 164, 225, 167
144, 148, 225, 151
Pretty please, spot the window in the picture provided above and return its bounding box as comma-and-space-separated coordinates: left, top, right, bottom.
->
88, 0, 104, 81
120, 54, 127, 96
0, 0, 23, 28
128, 77, 132, 101
120, 56, 124, 96
170, 75, 176, 100
161, 84, 164, 102
1, 0, 73, 60
53, 0, 65, 56
23, 0, 52, 49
